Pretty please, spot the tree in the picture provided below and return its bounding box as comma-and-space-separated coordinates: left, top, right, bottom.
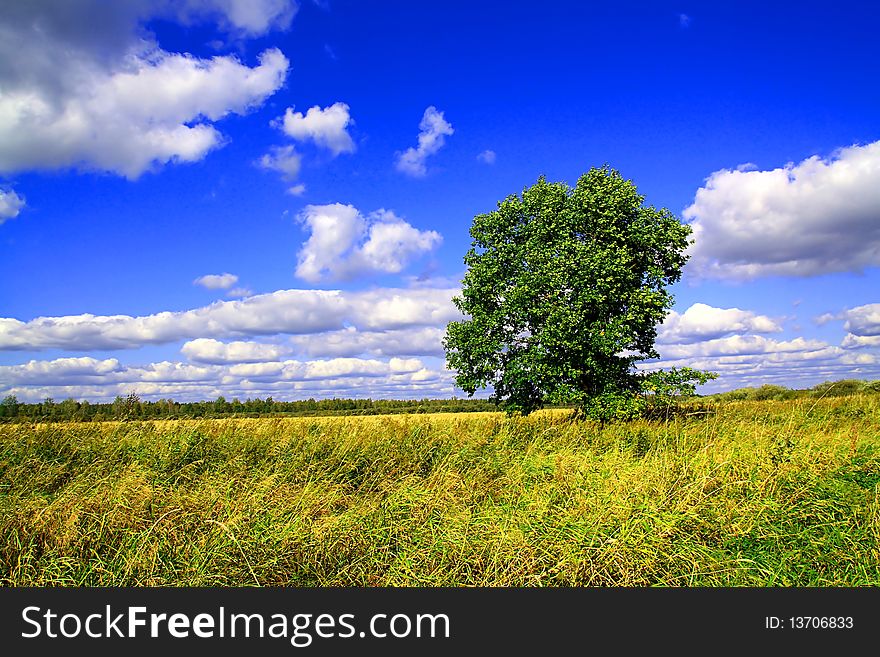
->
113, 392, 142, 419
59, 397, 79, 420
444, 166, 697, 418
1, 394, 19, 418
213, 396, 228, 415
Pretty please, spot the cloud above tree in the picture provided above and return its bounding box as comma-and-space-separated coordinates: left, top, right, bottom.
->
395, 106, 454, 177
294, 204, 442, 282
685, 140, 880, 279
277, 102, 356, 156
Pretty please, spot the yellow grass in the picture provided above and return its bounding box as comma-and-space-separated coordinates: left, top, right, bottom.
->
1, 396, 878, 586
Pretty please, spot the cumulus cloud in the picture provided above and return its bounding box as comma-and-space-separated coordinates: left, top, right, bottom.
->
226, 287, 253, 298
0, 287, 460, 351
395, 106, 454, 177
658, 303, 781, 343
295, 204, 442, 282
289, 326, 445, 358
0, 188, 24, 223
181, 338, 289, 363
0, 355, 428, 388
0, 357, 125, 386
646, 333, 880, 391
6, 293, 880, 399
684, 140, 880, 279
814, 312, 838, 326
841, 303, 880, 337
351, 288, 458, 330
277, 102, 355, 156
0, 1, 291, 183
841, 334, 880, 349
193, 272, 239, 289
260, 102, 354, 188
294, 204, 361, 281
644, 301, 880, 390
0, 354, 453, 403
813, 304, 880, 341
658, 335, 829, 360
258, 145, 302, 180
477, 150, 496, 165
173, 0, 299, 37
358, 211, 443, 274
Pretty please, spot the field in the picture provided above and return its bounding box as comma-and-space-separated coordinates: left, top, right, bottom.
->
1, 395, 878, 586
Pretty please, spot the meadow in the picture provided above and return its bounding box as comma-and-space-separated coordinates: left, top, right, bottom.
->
1, 394, 878, 586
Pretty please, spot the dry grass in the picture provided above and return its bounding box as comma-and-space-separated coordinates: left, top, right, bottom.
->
1, 396, 878, 586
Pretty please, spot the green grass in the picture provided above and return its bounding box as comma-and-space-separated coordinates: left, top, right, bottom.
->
1, 395, 879, 586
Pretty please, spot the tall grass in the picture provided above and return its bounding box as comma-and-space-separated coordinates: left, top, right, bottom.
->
1, 395, 878, 586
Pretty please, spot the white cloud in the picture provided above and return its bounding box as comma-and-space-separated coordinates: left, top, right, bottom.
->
657, 335, 829, 360
181, 338, 289, 363
841, 334, 880, 349
645, 336, 880, 392
6, 293, 880, 400
277, 102, 355, 156
295, 204, 362, 281
260, 102, 354, 187
0, 2, 290, 183
0, 357, 125, 386
841, 303, 880, 337
258, 145, 302, 180
174, 0, 299, 37
295, 204, 442, 282
289, 326, 445, 358
194, 272, 239, 289
0, 354, 455, 403
226, 287, 253, 298
395, 106, 454, 177
644, 301, 880, 390
0, 188, 24, 223
351, 288, 457, 330
658, 303, 781, 343
0, 355, 430, 388
814, 312, 838, 326
684, 140, 880, 279
814, 304, 880, 340
477, 150, 496, 165
359, 210, 442, 274
0, 287, 460, 351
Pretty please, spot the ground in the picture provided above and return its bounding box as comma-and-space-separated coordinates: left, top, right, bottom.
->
2, 396, 878, 586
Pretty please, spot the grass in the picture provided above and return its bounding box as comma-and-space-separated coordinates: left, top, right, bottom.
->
1, 394, 878, 586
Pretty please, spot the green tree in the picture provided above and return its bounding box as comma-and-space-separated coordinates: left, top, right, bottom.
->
113, 392, 142, 419
59, 397, 79, 420
213, 396, 228, 415
1, 394, 19, 418
444, 166, 697, 417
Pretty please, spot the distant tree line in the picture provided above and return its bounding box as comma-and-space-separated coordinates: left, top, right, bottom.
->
2, 378, 878, 423
705, 378, 880, 402
0, 393, 500, 423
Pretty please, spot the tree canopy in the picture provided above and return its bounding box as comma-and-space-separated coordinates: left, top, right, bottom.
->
444, 166, 695, 417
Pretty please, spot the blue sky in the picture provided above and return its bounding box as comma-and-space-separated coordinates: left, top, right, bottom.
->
1, 0, 879, 402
